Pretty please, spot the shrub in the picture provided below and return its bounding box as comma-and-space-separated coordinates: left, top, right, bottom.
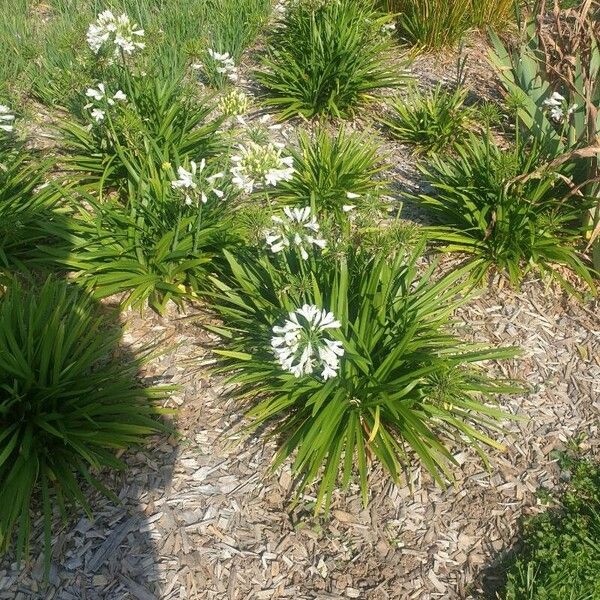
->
501, 455, 600, 600
60, 72, 224, 192
382, 83, 474, 154
0, 277, 169, 565
207, 239, 520, 512
45, 160, 236, 314
255, 0, 406, 119
273, 127, 389, 218
414, 134, 596, 292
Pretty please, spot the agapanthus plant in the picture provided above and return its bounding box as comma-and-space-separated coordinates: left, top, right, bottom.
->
207, 242, 521, 511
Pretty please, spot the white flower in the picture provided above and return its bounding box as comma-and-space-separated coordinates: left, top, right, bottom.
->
84, 83, 127, 122
271, 305, 344, 380
265, 206, 327, 259
86, 83, 106, 101
207, 48, 239, 82
0, 105, 15, 133
171, 159, 224, 206
87, 11, 145, 56
542, 91, 577, 123
231, 142, 294, 193
90, 108, 106, 122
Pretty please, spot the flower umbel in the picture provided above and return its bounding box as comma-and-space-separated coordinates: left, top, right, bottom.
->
84, 83, 127, 122
0, 105, 15, 133
542, 91, 577, 123
207, 49, 239, 82
265, 206, 326, 259
87, 10, 145, 56
231, 142, 294, 193
271, 304, 344, 380
217, 89, 250, 118
171, 159, 225, 206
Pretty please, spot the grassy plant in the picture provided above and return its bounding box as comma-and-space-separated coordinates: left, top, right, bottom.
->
382, 84, 474, 154
0, 277, 169, 566
379, 0, 515, 49
501, 455, 600, 600
207, 241, 520, 512
44, 162, 236, 314
256, 0, 406, 119
60, 72, 223, 192
413, 133, 596, 292
273, 127, 388, 218
0, 141, 65, 271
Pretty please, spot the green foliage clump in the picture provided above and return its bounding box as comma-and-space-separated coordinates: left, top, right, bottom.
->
208, 241, 520, 512
0, 140, 64, 271
380, 0, 516, 50
414, 134, 596, 292
0, 278, 169, 564
274, 127, 388, 218
382, 84, 474, 154
45, 163, 236, 314
256, 0, 407, 119
60, 72, 223, 192
502, 456, 600, 600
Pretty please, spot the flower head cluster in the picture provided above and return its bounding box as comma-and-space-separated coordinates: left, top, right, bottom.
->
271, 305, 344, 380
208, 49, 239, 82
231, 142, 294, 193
171, 159, 225, 206
265, 207, 326, 259
84, 83, 127, 122
0, 105, 15, 133
217, 89, 250, 119
543, 91, 577, 123
87, 10, 145, 56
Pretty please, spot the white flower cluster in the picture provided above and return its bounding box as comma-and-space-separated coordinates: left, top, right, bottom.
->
380, 22, 396, 36
217, 89, 250, 118
87, 10, 145, 56
543, 91, 577, 123
171, 159, 225, 206
84, 83, 127, 122
0, 105, 15, 133
265, 207, 326, 259
231, 142, 294, 193
208, 49, 239, 82
271, 304, 344, 380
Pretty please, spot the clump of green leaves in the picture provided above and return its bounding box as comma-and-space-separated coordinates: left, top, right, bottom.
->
60, 72, 223, 192
208, 241, 520, 512
0, 277, 169, 565
45, 161, 236, 314
256, 0, 407, 119
379, 0, 516, 50
0, 140, 65, 271
273, 127, 389, 218
502, 455, 600, 600
382, 83, 474, 154
413, 134, 596, 293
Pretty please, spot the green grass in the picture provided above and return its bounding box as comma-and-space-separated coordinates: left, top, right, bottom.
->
499, 455, 600, 600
